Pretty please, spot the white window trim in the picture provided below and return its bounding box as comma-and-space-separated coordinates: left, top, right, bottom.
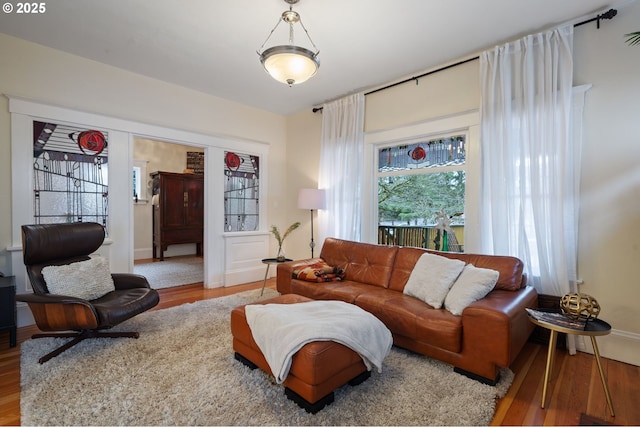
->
363, 111, 481, 251
133, 159, 149, 203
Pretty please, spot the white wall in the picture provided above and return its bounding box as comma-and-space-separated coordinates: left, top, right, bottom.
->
570, 0, 640, 365
284, 2, 640, 366
282, 109, 323, 260
364, 58, 480, 133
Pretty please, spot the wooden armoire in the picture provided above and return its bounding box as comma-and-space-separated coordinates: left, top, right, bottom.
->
151, 171, 204, 260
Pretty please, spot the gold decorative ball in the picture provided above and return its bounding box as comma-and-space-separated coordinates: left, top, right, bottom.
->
560, 293, 600, 320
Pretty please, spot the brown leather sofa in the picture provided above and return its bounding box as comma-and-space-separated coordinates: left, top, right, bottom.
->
277, 237, 538, 384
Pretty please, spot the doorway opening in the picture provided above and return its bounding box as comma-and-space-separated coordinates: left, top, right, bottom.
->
132, 137, 205, 289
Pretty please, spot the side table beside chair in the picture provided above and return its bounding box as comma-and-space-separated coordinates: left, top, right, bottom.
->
260, 257, 292, 296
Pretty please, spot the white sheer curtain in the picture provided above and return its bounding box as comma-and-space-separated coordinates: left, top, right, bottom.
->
318, 93, 365, 243
479, 25, 582, 297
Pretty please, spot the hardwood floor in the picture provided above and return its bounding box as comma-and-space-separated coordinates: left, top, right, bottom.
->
1, 279, 639, 426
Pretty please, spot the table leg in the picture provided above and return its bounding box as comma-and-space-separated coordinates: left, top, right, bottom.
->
260, 264, 270, 296
591, 336, 615, 417
541, 329, 558, 408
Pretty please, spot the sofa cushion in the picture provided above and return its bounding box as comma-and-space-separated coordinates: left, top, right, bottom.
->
290, 280, 373, 304
438, 253, 524, 291
387, 247, 426, 292
444, 264, 499, 316
42, 256, 115, 300
355, 292, 462, 353
319, 238, 398, 288
414, 305, 463, 353
402, 253, 465, 309
292, 260, 345, 282
388, 247, 525, 292
355, 292, 418, 338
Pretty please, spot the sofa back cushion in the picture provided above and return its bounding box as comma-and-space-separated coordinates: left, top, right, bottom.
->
388, 247, 525, 292
320, 238, 398, 288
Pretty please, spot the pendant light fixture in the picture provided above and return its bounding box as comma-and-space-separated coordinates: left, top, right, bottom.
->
257, 0, 320, 86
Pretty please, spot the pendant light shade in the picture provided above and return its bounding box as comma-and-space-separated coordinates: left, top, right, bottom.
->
260, 45, 319, 86
257, 0, 320, 86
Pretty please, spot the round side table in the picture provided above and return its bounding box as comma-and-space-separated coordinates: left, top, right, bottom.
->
526, 309, 614, 417
260, 258, 292, 296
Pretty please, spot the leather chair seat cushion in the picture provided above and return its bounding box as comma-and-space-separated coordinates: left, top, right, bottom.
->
92, 288, 160, 327
356, 292, 462, 353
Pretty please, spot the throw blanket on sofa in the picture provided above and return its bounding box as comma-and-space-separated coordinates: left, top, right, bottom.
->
245, 300, 393, 384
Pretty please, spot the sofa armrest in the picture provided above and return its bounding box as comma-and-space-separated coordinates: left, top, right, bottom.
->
461, 286, 538, 367
276, 258, 323, 294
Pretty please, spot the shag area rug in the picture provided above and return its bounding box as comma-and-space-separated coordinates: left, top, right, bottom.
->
133, 256, 203, 289
21, 289, 513, 426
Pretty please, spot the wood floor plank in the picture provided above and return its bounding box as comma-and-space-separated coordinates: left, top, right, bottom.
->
606, 357, 640, 424
587, 353, 614, 421
501, 342, 548, 425
547, 351, 592, 425
491, 343, 539, 425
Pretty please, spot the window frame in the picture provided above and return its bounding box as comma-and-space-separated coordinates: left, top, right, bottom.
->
132, 159, 148, 203
363, 112, 481, 251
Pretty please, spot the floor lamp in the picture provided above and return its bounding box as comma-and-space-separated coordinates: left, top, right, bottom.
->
297, 188, 326, 258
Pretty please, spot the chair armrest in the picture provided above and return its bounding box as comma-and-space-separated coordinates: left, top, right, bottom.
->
16, 293, 99, 330
16, 293, 91, 305
112, 273, 151, 290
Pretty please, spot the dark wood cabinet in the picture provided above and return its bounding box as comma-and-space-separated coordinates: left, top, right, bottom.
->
151, 172, 204, 260
0, 276, 16, 348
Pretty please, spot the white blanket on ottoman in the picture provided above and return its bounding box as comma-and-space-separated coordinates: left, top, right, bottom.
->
244, 300, 393, 384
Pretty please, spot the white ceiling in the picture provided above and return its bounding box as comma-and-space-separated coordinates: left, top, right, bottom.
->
0, 0, 617, 116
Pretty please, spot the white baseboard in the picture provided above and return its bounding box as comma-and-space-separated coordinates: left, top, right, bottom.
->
134, 244, 198, 260
134, 247, 153, 260
224, 266, 266, 287
574, 327, 640, 367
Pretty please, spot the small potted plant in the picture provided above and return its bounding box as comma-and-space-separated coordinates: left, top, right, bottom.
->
270, 222, 300, 261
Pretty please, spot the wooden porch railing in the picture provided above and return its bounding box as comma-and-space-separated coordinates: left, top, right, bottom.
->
378, 225, 464, 252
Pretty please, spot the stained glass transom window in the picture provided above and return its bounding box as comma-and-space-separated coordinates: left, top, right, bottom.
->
32, 121, 109, 230
378, 136, 465, 172
224, 151, 259, 232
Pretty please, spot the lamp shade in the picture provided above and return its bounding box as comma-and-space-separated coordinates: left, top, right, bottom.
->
260, 45, 319, 86
297, 188, 326, 210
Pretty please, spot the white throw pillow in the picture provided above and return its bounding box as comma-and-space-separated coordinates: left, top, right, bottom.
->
42, 256, 115, 300
403, 253, 465, 309
444, 264, 499, 316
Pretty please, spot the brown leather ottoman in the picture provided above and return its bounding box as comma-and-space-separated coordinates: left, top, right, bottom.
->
230, 293, 370, 413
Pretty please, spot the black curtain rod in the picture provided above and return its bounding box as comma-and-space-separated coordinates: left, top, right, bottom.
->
312, 8, 617, 113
